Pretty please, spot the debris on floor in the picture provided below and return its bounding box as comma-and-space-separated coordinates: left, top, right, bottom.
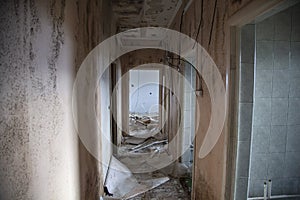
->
103, 156, 169, 200
128, 177, 191, 200
118, 151, 173, 173
104, 113, 193, 199
128, 114, 162, 138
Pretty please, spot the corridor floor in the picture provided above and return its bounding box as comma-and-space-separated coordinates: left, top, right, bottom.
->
129, 176, 191, 200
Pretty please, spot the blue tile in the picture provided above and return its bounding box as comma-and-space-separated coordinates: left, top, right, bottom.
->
274, 41, 290, 69
292, 3, 300, 41
267, 153, 285, 178
285, 152, 300, 178
249, 179, 265, 197
235, 177, 248, 200
288, 98, 300, 125
240, 63, 254, 102
274, 8, 291, 41
237, 141, 251, 178
256, 70, 273, 83
272, 81, 290, 98
250, 153, 268, 179
252, 126, 270, 154
238, 103, 253, 141
287, 125, 300, 152
253, 98, 271, 126
289, 78, 300, 98
256, 17, 274, 41
241, 25, 255, 63
271, 98, 288, 125
255, 81, 272, 98
256, 41, 274, 70
272, 70, 290, 98
291, 42, 300, 70
270, 125, 287, 153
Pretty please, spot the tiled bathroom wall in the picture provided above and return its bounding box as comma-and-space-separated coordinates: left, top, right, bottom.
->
181, 64, 196, 166
235, 2, 300, 199
234, 23, 255, 200
249, 3, 300, 197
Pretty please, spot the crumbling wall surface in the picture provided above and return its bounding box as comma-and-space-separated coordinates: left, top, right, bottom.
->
168, 0, 255, 199
0, 0, 115, 199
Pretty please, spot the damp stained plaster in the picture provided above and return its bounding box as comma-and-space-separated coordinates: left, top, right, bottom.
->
0, 0, 80, 199
112, 0, 182, 31
168, 0, 258, 199
0, 0, 116, 199
74, 0, 117, 198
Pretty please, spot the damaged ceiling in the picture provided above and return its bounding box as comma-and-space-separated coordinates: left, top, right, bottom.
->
112, 0, 182, 32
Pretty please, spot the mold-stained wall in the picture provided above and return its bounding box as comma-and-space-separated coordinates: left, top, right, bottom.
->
0, 0, 116, 199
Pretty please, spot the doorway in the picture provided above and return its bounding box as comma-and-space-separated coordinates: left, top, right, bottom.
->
105, 59, 197, 199
229, 1, 300, 199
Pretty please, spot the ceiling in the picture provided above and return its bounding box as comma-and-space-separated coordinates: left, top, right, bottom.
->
112, 0, 182, 32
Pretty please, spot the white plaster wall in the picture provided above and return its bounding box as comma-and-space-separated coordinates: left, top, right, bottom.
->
129, 70, 159, 114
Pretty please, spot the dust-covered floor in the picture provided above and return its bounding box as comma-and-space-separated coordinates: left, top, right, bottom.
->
113, 113, 192, 200
128, 177, 191, 200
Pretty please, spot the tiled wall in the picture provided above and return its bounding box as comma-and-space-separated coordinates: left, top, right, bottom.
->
249, 3, 300, 197
181, 64, 196, 166
234, 24, 255, 200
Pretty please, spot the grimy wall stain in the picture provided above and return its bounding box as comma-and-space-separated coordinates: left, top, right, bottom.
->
0, 0, 32, 198
0, 0, 115, 199
74, 0, 116, 198
168, 0, 255, 199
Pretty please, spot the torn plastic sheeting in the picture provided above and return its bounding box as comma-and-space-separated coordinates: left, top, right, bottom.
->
104, 156, 169, 199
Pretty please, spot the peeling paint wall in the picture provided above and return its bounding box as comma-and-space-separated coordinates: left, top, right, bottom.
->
0, 0, 115, 199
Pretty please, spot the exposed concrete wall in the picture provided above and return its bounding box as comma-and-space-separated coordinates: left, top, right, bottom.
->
0, 0, 115, 199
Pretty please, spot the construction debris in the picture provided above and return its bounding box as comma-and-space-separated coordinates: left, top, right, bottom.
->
103, 156, 169, 200
128, 114, 161, 138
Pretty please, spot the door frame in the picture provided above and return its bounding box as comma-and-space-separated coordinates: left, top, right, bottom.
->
225, 0, 290, 199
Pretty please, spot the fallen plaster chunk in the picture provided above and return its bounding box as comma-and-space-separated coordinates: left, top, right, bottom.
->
103, 156, 169, 199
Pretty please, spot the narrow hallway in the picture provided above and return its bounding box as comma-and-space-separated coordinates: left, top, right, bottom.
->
1, 0, 300, 200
